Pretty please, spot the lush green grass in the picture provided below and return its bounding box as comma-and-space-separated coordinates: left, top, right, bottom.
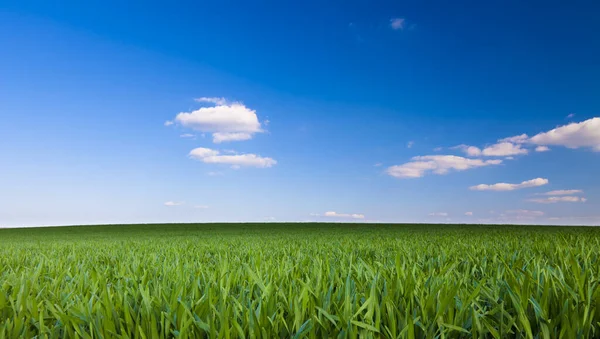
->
1, 223, 600, 338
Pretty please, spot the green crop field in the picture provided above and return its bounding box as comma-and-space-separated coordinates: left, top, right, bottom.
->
1, 223, 599, 338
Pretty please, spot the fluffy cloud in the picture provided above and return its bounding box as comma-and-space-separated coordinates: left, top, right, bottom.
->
164, 120, 174, 126
164, 201, 184, 206
465, 212, 473, 216
529, 117, 600, 151
390, 18, 405, 30
189, 147, 277, 168
539, 189, 583, 196
469, 178, 548, 191
174, 99, 263, 143
499, 134, 529, 144
528, 196, 587, 204
454, 141, 527, 157
481, 142, 528, 156
452, 145, 482, 156
535, 146, 550, 152
323, 211, 365, 219
387, 155, 502, 178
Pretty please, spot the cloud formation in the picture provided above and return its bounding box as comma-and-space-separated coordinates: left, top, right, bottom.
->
529, 117, 600, 151
189, 147, 277, 168
164, 201, 184, 206
528, 196, 587, 204
470, 178, 548, 191
175, 99, 263, 143
465, 212, 473, 216
482, 142, 528, 156
539, 189, 583, 196
387, 155, 502, 178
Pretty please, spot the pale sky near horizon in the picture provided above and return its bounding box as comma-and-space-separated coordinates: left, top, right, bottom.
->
1, 0, 599, 227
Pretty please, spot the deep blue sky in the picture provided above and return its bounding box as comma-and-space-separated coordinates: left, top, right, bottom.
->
1, 0, 599, 226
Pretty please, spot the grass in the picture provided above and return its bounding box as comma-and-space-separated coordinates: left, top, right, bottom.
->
1, 223, 599, 338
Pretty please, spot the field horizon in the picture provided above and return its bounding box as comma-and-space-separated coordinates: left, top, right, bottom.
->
2, 223, 600, 337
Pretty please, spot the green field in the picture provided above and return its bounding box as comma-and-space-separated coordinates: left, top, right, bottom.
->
1, 223, 599, 338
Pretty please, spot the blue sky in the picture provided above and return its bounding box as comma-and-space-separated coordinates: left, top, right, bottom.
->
1, 0, 599, 227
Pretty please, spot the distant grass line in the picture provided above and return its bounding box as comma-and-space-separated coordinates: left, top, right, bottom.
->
1, 223, 600, 338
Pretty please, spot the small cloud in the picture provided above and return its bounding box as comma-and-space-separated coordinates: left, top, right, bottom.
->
387, 155, 502, 179
164, 201, 184, 207
374, 163, 383, 167
407, 141, 414, 148
194, 97, 228, 105
429, 212, 448, 217
499, 134, 529, 144
207, 171, 224, 176
482, 142, 528, 156
528, 196, 587, 204
566, 113, 575, 119
470, 178, 548, 191
465, 212, 473, 216
180, 133, 195, 138
164, 120, 174, 126
189, 147, 277, 168
315, 211, 365, 219
194, 205, 209, 209
538, 189, 583, 196
535, 146, 550, 152
390, 18, 406, 30
452, 145, 482, 157
505, 156, 515, 160
433, 147, 443, 152
174, 98, 264, 143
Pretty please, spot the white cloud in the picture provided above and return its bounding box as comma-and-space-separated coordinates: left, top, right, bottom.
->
465, 212, 473, 216
180, 133, 195, 138
194, 205, 209, 209
175, 99, 263, 143
535, 146, 550, 152
481, 142, 528, 156
164, 120, 174, 126
164, 201, 184, 207
567, 113, 575, 119
390, 18, 406, 30
374, 163, 383, 167
528, 196, 587, 204
470, 178, 549, 191
529, 117, 600, 151
387, 155, 502, 178
189, 147, 277, 168
539, 189, 583, 196
499, 134, 529, 144
213, 132, 253, 143
429, 212, 448, 217
322, 211, 365, 219
195, 97, 228, 105
452, 145, 482, 156
407, 141, 414, 148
